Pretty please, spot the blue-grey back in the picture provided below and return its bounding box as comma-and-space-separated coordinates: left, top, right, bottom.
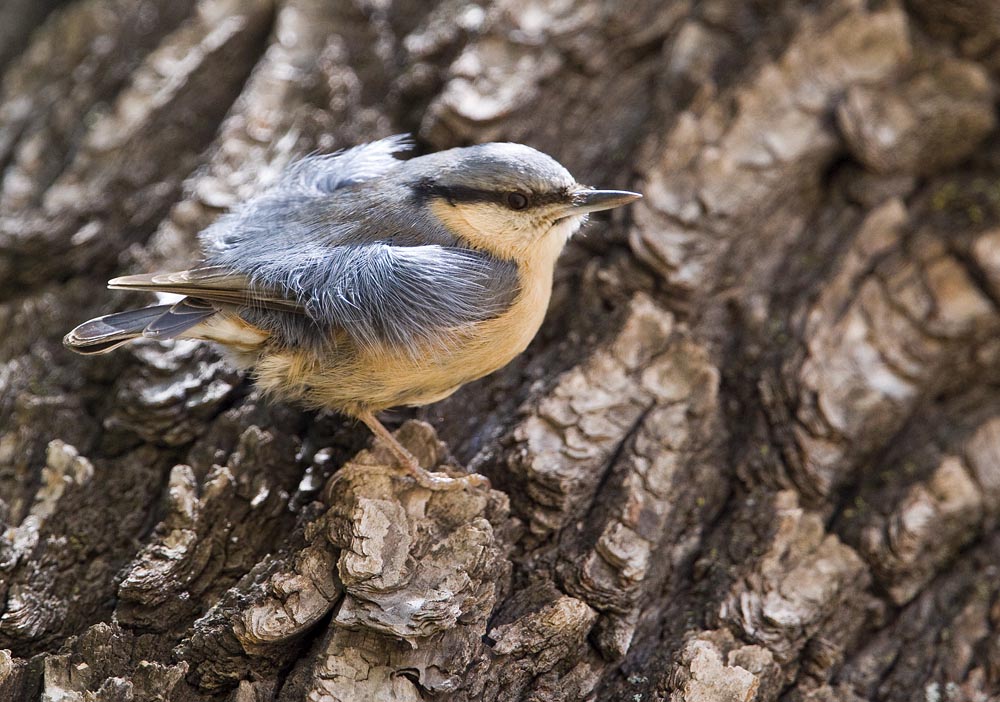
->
199, 135, 458, 257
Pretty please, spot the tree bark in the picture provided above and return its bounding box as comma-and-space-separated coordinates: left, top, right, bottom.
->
2, 0, 1000, 700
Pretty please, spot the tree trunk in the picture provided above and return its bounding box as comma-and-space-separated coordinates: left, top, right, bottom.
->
2, 0, 1000, 700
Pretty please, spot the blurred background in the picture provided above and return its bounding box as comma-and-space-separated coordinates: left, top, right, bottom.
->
1, 1, 999, 700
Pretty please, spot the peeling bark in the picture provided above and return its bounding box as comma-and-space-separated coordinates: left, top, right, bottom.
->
2, 0, 1000, 700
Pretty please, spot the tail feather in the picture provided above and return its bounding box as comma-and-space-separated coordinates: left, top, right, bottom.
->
143, 298, 216, 338
64, 300, 216, 355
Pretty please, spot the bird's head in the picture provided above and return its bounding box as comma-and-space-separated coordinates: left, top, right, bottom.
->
407, 143, 641, 261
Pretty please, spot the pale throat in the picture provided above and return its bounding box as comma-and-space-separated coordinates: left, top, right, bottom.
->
508, 214, 582, 328
528, 214, 583, 272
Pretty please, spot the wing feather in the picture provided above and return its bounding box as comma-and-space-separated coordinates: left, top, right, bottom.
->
108, 268, 306, 314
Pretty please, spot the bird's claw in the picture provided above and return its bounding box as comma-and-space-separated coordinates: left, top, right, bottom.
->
403, 459, 489, 491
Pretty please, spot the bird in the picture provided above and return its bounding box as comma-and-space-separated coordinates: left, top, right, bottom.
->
64, 135, 642, 489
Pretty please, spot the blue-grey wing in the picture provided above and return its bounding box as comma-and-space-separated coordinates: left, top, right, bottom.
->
239, 243, 520, 354
106, 244, 519, 352
200, 135, 418, 256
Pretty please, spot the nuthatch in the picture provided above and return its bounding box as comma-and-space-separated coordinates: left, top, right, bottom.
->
65, 136, 641, 489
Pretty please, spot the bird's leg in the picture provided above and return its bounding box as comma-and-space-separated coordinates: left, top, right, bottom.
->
356, 410, 488, 491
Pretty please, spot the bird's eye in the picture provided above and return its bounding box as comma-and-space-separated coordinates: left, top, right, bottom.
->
506, 192, 529, 210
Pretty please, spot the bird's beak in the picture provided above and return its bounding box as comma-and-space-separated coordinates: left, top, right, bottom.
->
565, 188, 642, 216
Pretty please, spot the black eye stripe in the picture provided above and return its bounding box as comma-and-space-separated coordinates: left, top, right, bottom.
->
413, 180, 569, 208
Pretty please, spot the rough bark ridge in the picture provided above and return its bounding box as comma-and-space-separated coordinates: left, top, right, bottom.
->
1, 0, 999, 700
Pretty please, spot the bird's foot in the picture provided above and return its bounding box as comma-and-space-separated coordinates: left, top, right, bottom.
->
357, 410, 489, 491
